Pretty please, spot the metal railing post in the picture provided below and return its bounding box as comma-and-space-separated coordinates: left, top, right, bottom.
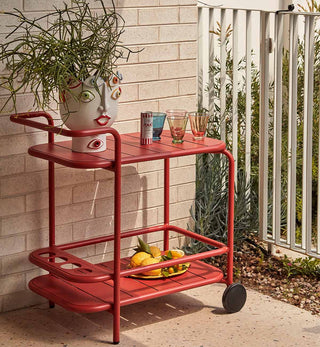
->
259, 11, 270, 242
273, 13, 284, 244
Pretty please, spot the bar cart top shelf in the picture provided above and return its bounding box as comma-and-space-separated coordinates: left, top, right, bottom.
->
29, 131, 226, 168
10, 112, 226, 167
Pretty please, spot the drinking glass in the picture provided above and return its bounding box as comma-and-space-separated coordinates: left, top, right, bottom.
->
152, 112, 166, 141
188, 111, 209, 140
166, 109, 188, 144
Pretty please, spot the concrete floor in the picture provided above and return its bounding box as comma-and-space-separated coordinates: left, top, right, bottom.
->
0, 283, 319, 347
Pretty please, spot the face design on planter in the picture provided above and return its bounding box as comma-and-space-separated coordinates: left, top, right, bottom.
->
60, 72, 122, 131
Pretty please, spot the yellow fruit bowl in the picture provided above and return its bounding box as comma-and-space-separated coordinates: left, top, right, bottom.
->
128, 248, 190, 279
129, 262, 190, 279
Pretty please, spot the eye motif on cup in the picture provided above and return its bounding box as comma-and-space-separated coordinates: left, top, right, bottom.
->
111, 87, 121, 100
79, 90, 95, 103
87, 138, 104, 150
112, 76, 119, 85
108, 71, 123, 88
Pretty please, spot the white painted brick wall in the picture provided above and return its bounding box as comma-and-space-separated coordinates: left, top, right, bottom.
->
0, 0, 197, 312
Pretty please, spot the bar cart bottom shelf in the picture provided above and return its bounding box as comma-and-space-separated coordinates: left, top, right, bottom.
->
29, 259, 224, 314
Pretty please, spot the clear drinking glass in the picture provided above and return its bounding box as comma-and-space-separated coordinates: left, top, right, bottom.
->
166, 109, 188, 144
188, 111, 209, 140
152, 112, 166, 141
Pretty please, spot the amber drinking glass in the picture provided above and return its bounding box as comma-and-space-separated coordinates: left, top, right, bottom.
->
188, 111, 209, 140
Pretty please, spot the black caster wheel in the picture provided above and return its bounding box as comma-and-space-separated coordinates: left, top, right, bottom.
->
222, 283, 247, 313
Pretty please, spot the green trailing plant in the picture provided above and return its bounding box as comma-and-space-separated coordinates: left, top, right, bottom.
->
0, 0, 136, 114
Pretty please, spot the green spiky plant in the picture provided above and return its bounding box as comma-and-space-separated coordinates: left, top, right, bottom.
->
186, 153, 259, 255
186, 24, 261, 255
0, 0, 136, 114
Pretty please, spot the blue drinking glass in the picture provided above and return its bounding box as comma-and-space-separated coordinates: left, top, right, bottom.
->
152, 112, 166, 141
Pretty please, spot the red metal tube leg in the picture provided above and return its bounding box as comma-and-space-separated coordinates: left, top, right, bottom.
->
49, 161, 55, 247
164, 158, 170, 250
112, 131, 122, 344
48, 128, 55, 308
222, 149, 235, 286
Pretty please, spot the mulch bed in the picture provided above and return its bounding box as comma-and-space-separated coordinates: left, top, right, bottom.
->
210, 243, 320, 316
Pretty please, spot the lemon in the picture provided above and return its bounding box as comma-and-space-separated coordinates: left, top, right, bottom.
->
165, 249, 184, 258
150, 245, 161, 258
140, 257, 161, 276
130, 252, 151, 268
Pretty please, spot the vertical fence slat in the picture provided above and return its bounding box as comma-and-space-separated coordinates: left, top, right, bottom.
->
202, 8, 210, 111
273, 13, 284, 244
209, 8, 215, 114
287, 14, 298, 249
220, 9, 227, 143
198, 7, 210, 110
232, 10, 239, 188
302, 16, 315, 254
198, 7, 203, 106
308, 17, 315, 254
259, 11, 270, 241
318, 79, 320, 254
302, 16, 314, 251
245, 10, 252, 190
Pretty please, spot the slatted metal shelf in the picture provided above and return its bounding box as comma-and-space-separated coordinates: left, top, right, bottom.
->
29, 259, 223, 313
28, 131, 226, 169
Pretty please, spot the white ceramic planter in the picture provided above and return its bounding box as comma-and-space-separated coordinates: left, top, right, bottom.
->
59, 73, 122, 152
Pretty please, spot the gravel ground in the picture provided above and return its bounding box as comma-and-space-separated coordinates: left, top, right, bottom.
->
211, 243, 320, 316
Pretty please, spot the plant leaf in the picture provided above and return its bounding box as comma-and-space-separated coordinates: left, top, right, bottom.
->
137, 237, 151, 254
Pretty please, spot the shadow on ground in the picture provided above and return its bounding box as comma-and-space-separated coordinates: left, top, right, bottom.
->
0, 292, 206, 346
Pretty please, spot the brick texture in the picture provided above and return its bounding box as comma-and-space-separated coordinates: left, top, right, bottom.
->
0, 0, 197, 312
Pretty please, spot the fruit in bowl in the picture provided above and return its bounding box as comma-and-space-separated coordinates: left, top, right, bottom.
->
129, 252, 151, 268
149, 245, 161, 258
129, 237, 189, 278
161, 249, 186, 276
140, 257, 161, 276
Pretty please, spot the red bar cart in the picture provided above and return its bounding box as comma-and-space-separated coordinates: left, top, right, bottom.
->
10, 112, 246, 344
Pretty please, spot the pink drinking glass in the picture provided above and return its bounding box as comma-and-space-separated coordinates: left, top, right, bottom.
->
166, 109, 188, 143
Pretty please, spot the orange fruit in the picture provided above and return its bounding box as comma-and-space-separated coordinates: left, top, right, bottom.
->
168, 267, 175, 274
140, 257, 161, 276
174, 264, 183, 272
165, 249, 184, 258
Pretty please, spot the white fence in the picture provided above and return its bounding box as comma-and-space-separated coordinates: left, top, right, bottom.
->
198, 2, 320, 258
